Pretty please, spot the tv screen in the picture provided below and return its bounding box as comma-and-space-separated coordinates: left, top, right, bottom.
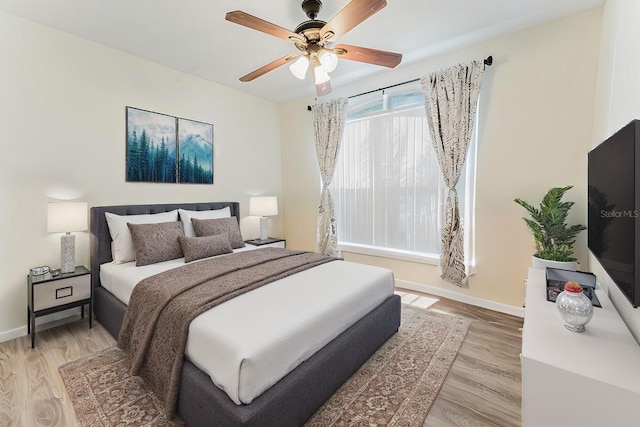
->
588, 119, 639, 307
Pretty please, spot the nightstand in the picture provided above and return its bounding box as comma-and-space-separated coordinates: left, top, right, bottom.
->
27, 266, 92, 348
245, 237, 286, 248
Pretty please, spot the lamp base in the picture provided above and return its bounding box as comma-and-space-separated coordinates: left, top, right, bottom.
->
259, 217, 269, 240
60, 233, 76, 273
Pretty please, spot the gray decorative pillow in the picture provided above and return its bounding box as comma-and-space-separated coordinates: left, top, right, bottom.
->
191, 217, 246, 249
127, 221, 185, 266
178, 234, 233, 263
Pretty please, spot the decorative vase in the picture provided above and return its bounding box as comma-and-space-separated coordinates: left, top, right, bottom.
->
531, 256, 578, 271
556, 281, 594, 332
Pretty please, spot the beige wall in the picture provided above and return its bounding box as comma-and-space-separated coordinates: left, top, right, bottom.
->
0, 11, 283, 339
0, 6, 612, 337
590, 0, 640, 342
281, 8, 602, 311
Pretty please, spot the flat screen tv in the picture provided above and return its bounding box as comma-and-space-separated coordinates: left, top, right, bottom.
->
588, 119, 640, 308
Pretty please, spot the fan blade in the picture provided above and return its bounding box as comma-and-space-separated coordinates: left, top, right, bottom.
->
239, 54, 298, 82
321, 0, 387, 40
334, 44, 402, 68
226, 11, 305, 44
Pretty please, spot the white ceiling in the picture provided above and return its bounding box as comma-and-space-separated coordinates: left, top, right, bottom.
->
0, 0, 603, 103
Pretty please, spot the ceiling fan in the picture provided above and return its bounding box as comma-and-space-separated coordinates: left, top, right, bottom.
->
225, 0, 402, 97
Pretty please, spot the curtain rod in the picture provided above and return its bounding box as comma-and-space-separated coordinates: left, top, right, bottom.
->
307, 55, 492, 111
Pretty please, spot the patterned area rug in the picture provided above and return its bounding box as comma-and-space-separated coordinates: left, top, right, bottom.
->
59, 305, 470, 427
59, 347, 183, 426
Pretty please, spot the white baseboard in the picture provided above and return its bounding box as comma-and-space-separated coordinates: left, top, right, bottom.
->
0, 307, 84, 344
396, 279, 525, 318
0, 325, 27, 344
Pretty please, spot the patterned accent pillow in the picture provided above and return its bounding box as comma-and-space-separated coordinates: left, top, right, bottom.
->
178, 234, 233, 263
127, 221, 185, 266
178, 207, 231, 237
105, 210, 178, 264
191, 217, 246, 249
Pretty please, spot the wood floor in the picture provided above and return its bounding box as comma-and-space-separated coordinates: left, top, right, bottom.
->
0, 291, 523, 426
402, 291, 524, 427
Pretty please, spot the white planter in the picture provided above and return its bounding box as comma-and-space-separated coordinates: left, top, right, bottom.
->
531, 256, 578, 271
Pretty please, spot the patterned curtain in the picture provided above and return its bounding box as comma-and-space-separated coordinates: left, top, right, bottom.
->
420, 60, 485, 286
311, 98, 348, 256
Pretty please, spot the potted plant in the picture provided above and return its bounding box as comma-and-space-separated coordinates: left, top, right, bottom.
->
514, 185, 586, 271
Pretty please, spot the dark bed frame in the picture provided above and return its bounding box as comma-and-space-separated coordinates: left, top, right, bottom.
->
90, 201, 401, 427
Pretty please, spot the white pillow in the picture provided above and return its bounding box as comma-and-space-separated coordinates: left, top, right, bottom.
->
178, 207, 231, 237
105, 210, 178, 264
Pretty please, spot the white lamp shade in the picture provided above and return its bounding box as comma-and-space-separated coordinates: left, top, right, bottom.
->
319, 50, 338, 73
249, 196, 278, 217
47, 202, 88, 232
313, 63, 331, 84
289, 56, 309, 80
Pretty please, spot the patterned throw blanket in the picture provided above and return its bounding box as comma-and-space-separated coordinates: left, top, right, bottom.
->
118, 247, 338, 416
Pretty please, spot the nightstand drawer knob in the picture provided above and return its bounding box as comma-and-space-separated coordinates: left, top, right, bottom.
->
56, 286, 73, 299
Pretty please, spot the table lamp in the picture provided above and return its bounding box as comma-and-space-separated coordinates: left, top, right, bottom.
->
47, 201, 88, 273
249, 196, 278, 240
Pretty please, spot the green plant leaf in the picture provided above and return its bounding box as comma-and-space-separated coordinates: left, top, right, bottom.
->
514, 186, 585, 262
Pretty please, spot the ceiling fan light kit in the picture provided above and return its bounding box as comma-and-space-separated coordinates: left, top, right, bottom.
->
313, 62, 331, 84
290, 56, 310, 80
225, 0, 402, 96
318, 50, 339, 72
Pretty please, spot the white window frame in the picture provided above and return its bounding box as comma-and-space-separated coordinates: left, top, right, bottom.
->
332, 85, 478, 269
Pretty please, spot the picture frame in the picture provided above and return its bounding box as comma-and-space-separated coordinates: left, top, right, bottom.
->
178, 118, 214, 184
545, 268, 601, 307
126, 107, 177, 183
125, 106, 214, 184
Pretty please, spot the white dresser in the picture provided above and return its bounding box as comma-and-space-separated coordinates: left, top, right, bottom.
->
522, 268, 640, 426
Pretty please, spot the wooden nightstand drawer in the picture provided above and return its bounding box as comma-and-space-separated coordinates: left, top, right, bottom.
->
28, 265, 92, 348
33, 274, 90, 311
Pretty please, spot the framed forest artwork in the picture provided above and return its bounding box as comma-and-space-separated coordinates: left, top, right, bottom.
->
125, 106, 214, 184
178, 118, 213, 184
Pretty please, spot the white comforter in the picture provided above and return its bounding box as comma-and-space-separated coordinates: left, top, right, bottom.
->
100, 249, 394, 405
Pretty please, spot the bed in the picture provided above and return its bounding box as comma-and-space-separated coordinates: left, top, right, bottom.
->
90, 201, 401, 427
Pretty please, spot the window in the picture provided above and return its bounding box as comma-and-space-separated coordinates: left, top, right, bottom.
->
330, 85, 477, 265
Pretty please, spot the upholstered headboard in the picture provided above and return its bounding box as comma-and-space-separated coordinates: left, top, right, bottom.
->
89, 202, 240, 290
